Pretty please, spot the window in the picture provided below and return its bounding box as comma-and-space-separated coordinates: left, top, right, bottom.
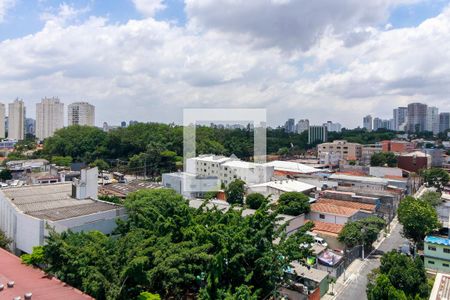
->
444, 248, 450, 253
428, 246, 437, 251
319, 214, 325, 219
428, 260, 435, 265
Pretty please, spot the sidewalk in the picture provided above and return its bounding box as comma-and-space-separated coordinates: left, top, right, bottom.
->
322, 218, 399, 300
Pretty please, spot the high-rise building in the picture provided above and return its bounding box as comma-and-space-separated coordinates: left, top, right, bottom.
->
308, 125, 327, 144
0, 103, 5, 139
296, 119, 309, 133
426, 106, 439, 134
121, 121, 127, 128
382, 119, 394, 131
363, 115, 373, 132
36, 97, 64, 140
8, 99, 25, 140
284, 118, 295, 133
323, 121, 342, 133
440, 113, 450, 133
25, 118, 36, 136
68, 102, 95, 126
373, 117, 383, 131
407, 103, 427, 133
393, 107, 408, 131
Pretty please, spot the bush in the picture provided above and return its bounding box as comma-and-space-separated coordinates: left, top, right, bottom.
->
246, 193, 267, 209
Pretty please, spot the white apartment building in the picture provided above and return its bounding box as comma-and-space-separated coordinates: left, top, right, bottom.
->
68, 101, 95, 126
36, 97, 64, 140
427, 106, 440, 135
8, 99, 25, 140
0, 103, 5, 138
186, 155, 274, 186
296, 119, 309, 133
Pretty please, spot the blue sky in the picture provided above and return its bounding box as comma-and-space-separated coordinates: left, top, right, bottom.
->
0, 0, 449, 127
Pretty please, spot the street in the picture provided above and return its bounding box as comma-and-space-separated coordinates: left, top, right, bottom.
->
334, 221, 408, 300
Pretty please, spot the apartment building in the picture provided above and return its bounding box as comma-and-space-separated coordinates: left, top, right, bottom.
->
318, 140, 362, 162
36, 97, 64, 140
424, 235, 450, 273
68, 101, 95, 126
8, 99, 25, 140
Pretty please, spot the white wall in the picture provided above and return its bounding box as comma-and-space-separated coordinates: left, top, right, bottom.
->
16, 213, 43, 254
308, 212, 349, 225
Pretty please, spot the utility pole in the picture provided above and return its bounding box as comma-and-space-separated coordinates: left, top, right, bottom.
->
143, 157, 147, 180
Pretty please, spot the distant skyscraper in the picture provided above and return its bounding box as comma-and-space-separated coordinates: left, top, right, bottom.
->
407, 103, 427, 133
323, 121, 342, 133
36, 97, 64, 140
25, 118, 36, 136
8, 99, 25, 140
440, 113, 450, 133
121, 121, 127, 128
363, 115, 373, 132
284, 118, 295, 133
68, 102, 95, 126
0, 103, 5, 139
373, 117, 383, 131
296, 119, 309, 133
393, 107, 408, 131
129, 120, 138, 126
308, 125, 327, 144
426, 106, 439, 134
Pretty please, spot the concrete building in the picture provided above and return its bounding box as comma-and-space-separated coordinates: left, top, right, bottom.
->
424, 235, 450, 273
263, 160, 321, 176
36, 97, 64, 140
323, 121, 342, 133
296, 119, 309, 133
427, 106, 440, 135
0, 103, 5, 138
0, 168, 126, 254
308, 125, 327, 144
329, 173, 406, 191
248, 179, 316, 202
318, 140, 362, 162
373, 117, 383, 131
284, 118, 295, 133
440, 112, 450, 133
381, 140, 415, 153
393, 107, 408, 131
25, 118, 35, 136
429, 273, 450, 300
68, 101, 95, 126
162, 172, 220, 198
407, 102, 428, 133
308, 202, 371, 225
397, 151, 431, 173
8, 99, 25, 140
361, 144, 382, 165
363, 115, 373, 132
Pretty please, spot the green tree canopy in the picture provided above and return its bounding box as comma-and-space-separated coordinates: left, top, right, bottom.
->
51, 156, 73, 167
370, 152, 397, 167
420, 191, 442, 207
225, 179, 246, 205
245, 193, 267, 209
0, 169, 12, 181
90, 159, 110, 171
277, 192, 311, 216
338, 216, 385, 248
421, 168, 450, 191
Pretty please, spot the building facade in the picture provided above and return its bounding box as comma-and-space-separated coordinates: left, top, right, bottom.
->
424, 236, 450, 273
68, 101, 95, 126
373, 117, 383, 131
0, 103, 5, 138
285, 118, 295, 133
296, 119, 309, 133
407, 102, 428, 133
440, 112, 450, 133
308, 125, 328, 144
323, 121, 342, 133
36, 97, 64, 140
8, 99, 25, 140
427, 106, 440, 134
363, 115, 373, 132
393, 107, 408, 131
318, 140, 362, 162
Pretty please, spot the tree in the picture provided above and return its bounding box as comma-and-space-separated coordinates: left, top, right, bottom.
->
0, 229, 12, 250
420, 191, 442, 207
421, 168, 450, 191
90, 159, 110, 171
367, 274, 407, 300
225, 179, 245, 205
51, 156, 73, 167
338, 217, 385, 248
370, 152, 397, 167
0, 169, 12, 181
277, 192, 311, 216
21, 246, 45, 266
398, 196, 440, 247
137, 292, 161, 300
245, 193, 267, 209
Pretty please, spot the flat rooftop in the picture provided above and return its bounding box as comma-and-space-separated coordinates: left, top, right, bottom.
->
2, 183, 121, 221
264, 160, 321, 174
429, 273, 450, 300
0, 248, 93, 299
99, 180, 162, 198
250, 180, 316, 193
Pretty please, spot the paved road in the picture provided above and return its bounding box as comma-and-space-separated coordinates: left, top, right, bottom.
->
335, 222, 409, 300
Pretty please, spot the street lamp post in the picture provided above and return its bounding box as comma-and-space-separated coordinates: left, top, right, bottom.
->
361, 228, 366, 260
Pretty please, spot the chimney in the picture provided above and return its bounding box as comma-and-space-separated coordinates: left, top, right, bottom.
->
72, 167, 98, 199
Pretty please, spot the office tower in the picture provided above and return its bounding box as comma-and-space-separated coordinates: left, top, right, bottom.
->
440, 113, 450, 133
25, 118, 36, 136
0, 103, 5, 139
121, 121, 127, 128
323, 121, 342, 133
373, 117, 383, 131
68, 102, 95, 126
363, 115, 373, 132
407, 103, 427, 133
8, 99, 25, 140
393, 107, 408, 131
296, 119, 309, 133
36, 97, 64, 140
381, 119, 394, 131
426, 106, 439, 134
284, 118, 295, 133
308, 125, 327, 144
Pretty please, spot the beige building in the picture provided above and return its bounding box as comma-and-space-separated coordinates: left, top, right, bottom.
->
318, 140, 362, 162
8, 99, 25, 140
36, 97, 64, 140
0, 103, 5, 138
68, 102, 95, 126
361, 144, 383, 165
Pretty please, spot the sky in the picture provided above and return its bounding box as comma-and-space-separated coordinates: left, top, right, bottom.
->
0, 0, 449, 128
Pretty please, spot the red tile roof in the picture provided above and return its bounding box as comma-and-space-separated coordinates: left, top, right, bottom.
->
311, 220, 344, 235
317, 198, 376, 212
310, 202, 358, 217
0, 248, 93, 300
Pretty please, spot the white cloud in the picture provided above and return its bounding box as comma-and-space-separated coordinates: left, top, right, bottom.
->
0, 0, 15, 22
132, 0, 166, 17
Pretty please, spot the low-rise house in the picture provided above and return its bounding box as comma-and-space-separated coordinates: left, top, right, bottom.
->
311, 220, 344, 250
0, 248, 94, 299
248, 179, 316, 202
6, 159, 49, 172
308, 202, 371, 226
329, 173, 407, 191
263, 160, 322, 176
397, 151, 431, 173
424, 235, 450, 273
283, 262, 329, 299
162, 172, 220, 199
